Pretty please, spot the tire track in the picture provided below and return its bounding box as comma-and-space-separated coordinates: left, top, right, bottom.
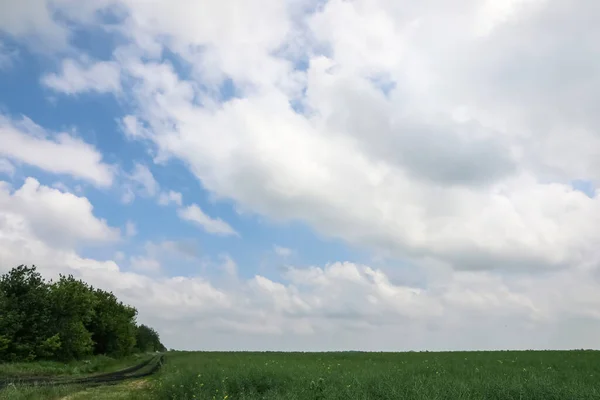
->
0, 354, 164, 389
1, 354, 156, 386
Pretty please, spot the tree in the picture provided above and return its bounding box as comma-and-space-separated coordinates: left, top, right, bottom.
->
0, 265, 52, 361
47, 275, 96, 360
135, 324, 166, 352
0, 265, 164, 361
86, 288, 138, 357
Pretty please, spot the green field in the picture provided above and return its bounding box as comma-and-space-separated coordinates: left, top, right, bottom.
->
3, 350, 600, 399
153, 350, 600, 400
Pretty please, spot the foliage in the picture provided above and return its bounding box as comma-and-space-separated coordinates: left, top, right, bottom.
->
46, 275, 96, 359
0, 266, 52, 361
0, 265, 165, 362
135, 325, 167, 353
36, 334, 62, 359
86, 288, 138, 357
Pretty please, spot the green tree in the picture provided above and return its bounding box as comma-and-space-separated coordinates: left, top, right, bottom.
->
37, 334, 61, 358
86, 289, 137, 357
47, 275, 96, 359
0, 265, 52, 361
0, 265, 164, 361
135, 324, 166, 352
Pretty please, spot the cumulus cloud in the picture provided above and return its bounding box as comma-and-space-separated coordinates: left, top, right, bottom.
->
178, 204, 238, 236
51, 181, 71, 193
6, 1, 599, 271
0, 0, 115, 51
1, 174, 600, 350
0, 178, 119, 249
120, 115, 151, 140
3, 0, 600, 350
0, 0, 69, 50
42, 58, 121, 95
95, 0, 600, 273
0, 115, 114, 186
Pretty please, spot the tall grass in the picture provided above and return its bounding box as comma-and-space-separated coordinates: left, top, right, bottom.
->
0, 384, 80, 400
152, 350, 600, 400
0, 353, 150, 378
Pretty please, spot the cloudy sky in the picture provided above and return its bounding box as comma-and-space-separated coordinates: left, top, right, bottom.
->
1, 0, 600, 351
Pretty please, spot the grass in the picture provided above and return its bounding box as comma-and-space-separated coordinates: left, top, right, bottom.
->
3, 350, 600, 399
0, 384, 80, 400
0, 353, 157, 400
152, 350, 600, 400
0, 380, 151, 400
0, 353, 152, 378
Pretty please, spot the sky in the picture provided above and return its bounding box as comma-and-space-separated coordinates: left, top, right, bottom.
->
1, 0, 600, 352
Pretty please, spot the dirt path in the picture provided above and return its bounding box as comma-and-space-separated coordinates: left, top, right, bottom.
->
0, 355, 164, 390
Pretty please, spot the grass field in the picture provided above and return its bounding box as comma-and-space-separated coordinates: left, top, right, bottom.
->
3, 350, 600, 399
153, 350, 600, 400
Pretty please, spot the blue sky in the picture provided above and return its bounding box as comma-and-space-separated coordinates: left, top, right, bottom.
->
1, 0, 600, 351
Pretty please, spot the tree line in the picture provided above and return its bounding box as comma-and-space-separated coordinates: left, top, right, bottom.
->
0, 265, 166, 362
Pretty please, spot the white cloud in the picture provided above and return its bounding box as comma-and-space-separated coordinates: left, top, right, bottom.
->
1, 175, 600, 350
0, 0, 113, 51
51, 181, 83, 194
90, 0, 600, 275
274, 245, 293, 258
51, 182, 70, 192
158, 190, 183, 206
0, 115, 114, 187
4, 0, 600, 350
129, 73, 600, 271
10, 0, 597, 273
0, 177, 119, 249
178, 204, 238, 236
120, 115, 151, 140
0, 0, 69, 50
42, 58, 121, 95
